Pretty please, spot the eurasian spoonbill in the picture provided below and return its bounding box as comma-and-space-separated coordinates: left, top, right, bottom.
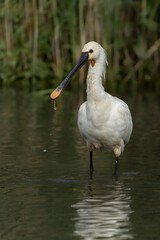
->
50, 41, 133, 174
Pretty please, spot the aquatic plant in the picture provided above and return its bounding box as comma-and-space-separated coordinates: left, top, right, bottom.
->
0, 0, 159, 90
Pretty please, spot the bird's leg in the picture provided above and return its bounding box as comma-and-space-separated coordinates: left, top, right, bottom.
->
90, 151, 94, 173
114, 157, 119, 176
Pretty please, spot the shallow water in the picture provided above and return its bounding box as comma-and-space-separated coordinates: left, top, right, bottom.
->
0, 89, 160, 240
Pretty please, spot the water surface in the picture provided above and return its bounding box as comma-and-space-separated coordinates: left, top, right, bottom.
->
0, 89, 160, 240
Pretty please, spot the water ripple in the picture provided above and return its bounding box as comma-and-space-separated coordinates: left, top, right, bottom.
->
72, 182, 134, 239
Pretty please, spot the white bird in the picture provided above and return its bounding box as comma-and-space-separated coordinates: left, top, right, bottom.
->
50, 41, 133, 174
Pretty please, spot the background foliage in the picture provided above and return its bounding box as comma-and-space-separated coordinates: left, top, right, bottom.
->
0, 0, 160, 90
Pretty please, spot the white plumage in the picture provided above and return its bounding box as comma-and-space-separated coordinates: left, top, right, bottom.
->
77, 42, 133, 159
50, 41, 133, 172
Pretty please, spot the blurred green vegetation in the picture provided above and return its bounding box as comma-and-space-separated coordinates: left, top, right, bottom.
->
0, 0, 159, 90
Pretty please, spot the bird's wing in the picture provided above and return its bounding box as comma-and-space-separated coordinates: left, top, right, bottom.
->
116, 99, 133, 144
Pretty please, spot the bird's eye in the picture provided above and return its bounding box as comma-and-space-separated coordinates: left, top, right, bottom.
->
89, 49, 93, 53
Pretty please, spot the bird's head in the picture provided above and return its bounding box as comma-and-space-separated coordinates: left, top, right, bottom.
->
82, 41, 108, 68
82, 41, 102, 66
50, 41, 107, 100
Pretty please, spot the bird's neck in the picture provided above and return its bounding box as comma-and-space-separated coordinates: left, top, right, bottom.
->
87, 55, 106, 102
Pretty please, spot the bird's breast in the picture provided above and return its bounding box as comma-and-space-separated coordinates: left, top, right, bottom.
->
78, 98, 132, 151
78, 101, 116, 149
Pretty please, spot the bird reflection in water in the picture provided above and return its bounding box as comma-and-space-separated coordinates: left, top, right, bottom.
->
72, 179, 134, 240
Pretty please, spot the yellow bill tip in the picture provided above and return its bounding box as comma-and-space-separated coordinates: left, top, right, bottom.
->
50, 88, 62, 100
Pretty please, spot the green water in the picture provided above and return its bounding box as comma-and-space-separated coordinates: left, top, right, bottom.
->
0, 89, 160, 240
